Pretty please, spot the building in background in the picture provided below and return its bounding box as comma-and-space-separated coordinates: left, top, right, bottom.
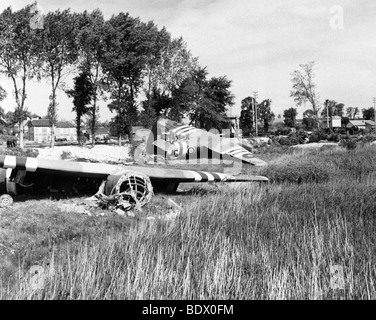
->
28, 119, 76, 143
346, 119, 367, 131
320, 116, 342, 130
365, 120, 375, 131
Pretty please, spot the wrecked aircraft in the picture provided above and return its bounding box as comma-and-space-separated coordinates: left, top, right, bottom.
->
143, 119, 268, 166
0, 155, 268, 210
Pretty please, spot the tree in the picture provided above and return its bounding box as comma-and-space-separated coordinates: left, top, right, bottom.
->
4, 111, 15, 125
303, 109, 315, 118
284, 107, 297, 127
353, 107, 360, 118
0, 4, 41, 148
258, 99, 274, 133
77, 9, 107, 145
65, 71, 93, 145
167, 69, 202, 123
321, 99, 344, 129
346, 106, 353, 118
0, 86, 6, 102
346, 106, 360, 119
102, 13, 149, 145
154, 36, 199, 96
321, 100, 344, 118
290, 61, 320, 128
302, 117, 316, 130
0, 86, 6, 125
187, 70, 234, 131
362, 107, 374, 121
341, 116, 350, 128
107, 100, 137, 143
239, 97, 256, 136
39, 9, 79, 147
139, 87, 171, 128
140, 34, 199, 127
142, 24, 171, 112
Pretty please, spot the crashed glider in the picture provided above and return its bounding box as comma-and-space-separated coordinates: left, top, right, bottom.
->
146, 119, 267, 166
0, 155, 268, 208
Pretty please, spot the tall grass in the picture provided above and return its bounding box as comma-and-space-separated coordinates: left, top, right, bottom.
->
1, 145, 376, 299
259, 145, 376, 183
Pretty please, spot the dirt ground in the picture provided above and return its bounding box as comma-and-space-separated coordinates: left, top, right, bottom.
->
36, 145, 132, 163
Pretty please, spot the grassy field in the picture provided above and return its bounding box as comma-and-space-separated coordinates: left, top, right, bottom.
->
1, 144, 376, 299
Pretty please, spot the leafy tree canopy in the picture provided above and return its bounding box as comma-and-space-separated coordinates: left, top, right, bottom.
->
283, 107, 297, 127
290, 61, 320, 128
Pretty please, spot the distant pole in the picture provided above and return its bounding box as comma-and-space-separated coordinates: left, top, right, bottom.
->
251, 99, 255, 136
253, 91, 258, 136
326, 101, 329, 130
373, 97, 376, 133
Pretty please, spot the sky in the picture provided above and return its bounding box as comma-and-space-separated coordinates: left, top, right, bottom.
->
0, 0, 376, 122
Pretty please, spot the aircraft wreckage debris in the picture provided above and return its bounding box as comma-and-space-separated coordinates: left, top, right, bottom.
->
0, 140, 267, 216
57, 171, 154, 216
89, 171, 154, 211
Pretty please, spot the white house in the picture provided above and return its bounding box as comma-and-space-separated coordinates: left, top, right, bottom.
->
28, 119, 76, 143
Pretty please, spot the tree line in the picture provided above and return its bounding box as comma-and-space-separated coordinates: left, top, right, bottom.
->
0, 3, 235, 147
281, 104, 374, 131
240, 60, 375, 135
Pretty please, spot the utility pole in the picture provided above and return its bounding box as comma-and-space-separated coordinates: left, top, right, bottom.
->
253, 91, 258, 137
251, 99, 255, 136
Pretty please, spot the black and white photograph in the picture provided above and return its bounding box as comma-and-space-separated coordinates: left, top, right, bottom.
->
0, 0, 375, 303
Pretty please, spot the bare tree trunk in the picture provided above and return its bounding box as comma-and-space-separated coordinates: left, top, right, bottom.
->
11, 76, 24, 149
128, 127, 133, 145
49, 66, 61, 148
51, 124, 55, 147
19, 121, 24, 149
91, 95, 97, 146
76, 114, 82, 146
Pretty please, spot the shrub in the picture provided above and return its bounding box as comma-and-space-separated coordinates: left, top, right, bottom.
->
279, 137, 291, 146
0, 147, 39, 158
270, 136, 280, 146
308, 129, 328, 143
363, 134, 376, 143
275, 127, 291, 136
339, 136, 357, 149
0, 134, 17, 143
287, 134, 299, 145
327, 132, 340, 142
61, 151, 72, 160
295, 129, 309, 144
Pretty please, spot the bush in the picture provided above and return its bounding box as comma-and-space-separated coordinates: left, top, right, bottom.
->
363, 134, 376, 143
339, 136, 357, 149
327, 132, 340, 142
295, 130, 309, 144
0, 147, 39, 158
61, 151, 72, 160
287, 133, 299, 145
308, 129, 328, 143
0, 134, 17, 143
279, 137, 291, 146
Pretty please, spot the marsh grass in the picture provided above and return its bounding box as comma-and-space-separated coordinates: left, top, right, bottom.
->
1, 145, 376, 299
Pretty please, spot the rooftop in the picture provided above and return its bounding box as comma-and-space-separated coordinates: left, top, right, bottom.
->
28, 119, 75, 128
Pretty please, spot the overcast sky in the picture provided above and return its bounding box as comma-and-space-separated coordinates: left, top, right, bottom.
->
0, 0, 375, 122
